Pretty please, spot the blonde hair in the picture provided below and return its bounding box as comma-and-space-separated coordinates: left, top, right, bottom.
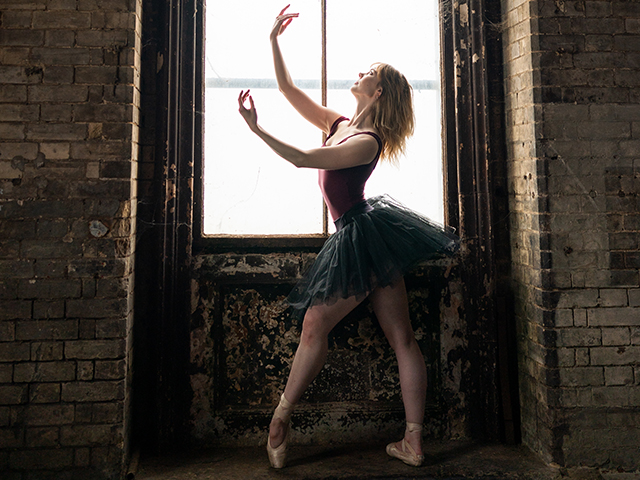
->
370, 63, 415, 164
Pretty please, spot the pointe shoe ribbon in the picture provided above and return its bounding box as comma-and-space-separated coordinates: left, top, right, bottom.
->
386, 422, 425, 467
267, 393, 294, 469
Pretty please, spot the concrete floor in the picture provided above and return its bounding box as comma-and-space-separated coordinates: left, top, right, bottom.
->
133, 440, 639, 480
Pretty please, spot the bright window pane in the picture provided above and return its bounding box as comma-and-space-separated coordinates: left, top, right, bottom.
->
326, 0, 443, 223
203, 0, 443, 235
203, 1, 322, 235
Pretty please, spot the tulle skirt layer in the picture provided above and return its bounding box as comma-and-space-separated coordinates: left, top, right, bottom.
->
286, 195, 459, 316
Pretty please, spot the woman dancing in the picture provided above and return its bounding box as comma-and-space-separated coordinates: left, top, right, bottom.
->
238, 6, 459, 469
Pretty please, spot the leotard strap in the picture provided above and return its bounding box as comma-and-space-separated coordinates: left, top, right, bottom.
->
324, 116, 382, 158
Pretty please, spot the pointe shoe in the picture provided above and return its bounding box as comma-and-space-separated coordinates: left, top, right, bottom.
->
267, 393, 294, 469
386, 422, 424, 467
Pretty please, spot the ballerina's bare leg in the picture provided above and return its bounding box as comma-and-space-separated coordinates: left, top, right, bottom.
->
269, 295, 366, 449
370, 278, 426, 455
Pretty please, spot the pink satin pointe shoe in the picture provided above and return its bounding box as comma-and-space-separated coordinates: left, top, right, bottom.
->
267, 393, 294, 469
386, 422, 425, 467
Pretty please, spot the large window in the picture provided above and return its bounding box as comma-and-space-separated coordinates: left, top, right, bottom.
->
203, 0, 442, 236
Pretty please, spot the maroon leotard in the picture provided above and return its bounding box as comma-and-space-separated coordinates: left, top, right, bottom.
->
318, 117, 383, 221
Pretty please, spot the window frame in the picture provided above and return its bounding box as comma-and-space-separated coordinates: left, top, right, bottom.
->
192, 0, 456, 254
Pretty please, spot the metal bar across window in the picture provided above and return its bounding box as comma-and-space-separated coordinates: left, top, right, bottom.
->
205, 78, 439, 90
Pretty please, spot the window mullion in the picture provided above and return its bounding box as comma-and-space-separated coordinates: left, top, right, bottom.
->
321, 0, 328, 235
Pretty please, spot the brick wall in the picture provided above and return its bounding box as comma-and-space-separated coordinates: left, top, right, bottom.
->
503, 0, 640, 469
0, 0, 142, 478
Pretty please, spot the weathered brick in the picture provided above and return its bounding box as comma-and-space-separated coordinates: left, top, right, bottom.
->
0, 364, 12, 383
0, 300, 32, 321
0, 29, 44, 46
29, 85, 89, 103
597, 288, 629, 307
560, 366, 604, 387
39, 142, 70, 160
92, 402, 123, 424
588, 307, 640, 326
66, 298, 129, 319
557, 328, 602, 347
21, 239, 83, 259
590, 346, 640, 365
0, 65, 42, 83
77, 361, 94, 381
94, 359, 125, 380
0, 427, 24, 448
0, 385, 28, 404
95, 319, 126, 339
591, 386, 631, 407
601, 327, 631, 346
19, 279, 81, 300
629, 289, 640, 307
24, 404, 74, 425
575, 347, 590, 366
9, 447, 73, 469
76, 29, 129, 47
60, 424, 120, 446
26, 123, 87, 141
44, 29, 75, 47
61, 380, 124, 402
1, 10, 33, 28
40, 104, 73, 122
0, 320, 15, 341
28, 383, 61, 403
604, 366, 634, 385
64, 339, 125, 359
16, 320, 77, 341
30, 341, 63, 361
32, 11, 91, 29
25, 426, 59, 447
33, 300, 64, 319
0, 342, 30, 361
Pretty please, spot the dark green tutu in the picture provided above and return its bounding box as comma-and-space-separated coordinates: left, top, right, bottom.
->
286, 195, 459, 316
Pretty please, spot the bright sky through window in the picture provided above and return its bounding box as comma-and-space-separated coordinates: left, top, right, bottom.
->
203, 0, 442, 235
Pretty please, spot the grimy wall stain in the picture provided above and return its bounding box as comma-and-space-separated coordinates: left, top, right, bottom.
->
189, 254, 465, 446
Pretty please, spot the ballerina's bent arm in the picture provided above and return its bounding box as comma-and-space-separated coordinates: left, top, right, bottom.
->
270, 5, 342, 134
237, 90, 378, 170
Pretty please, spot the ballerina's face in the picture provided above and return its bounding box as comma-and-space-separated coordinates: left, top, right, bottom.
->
351, 67, 382, 99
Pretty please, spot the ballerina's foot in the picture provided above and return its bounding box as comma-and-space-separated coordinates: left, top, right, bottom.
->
269, 417, 287, 449
386, 437, 425, 467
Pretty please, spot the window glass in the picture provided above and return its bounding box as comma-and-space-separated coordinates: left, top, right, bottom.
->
326, 0, 442, 223
204, 1, 322, 235
203, 0, 442, 235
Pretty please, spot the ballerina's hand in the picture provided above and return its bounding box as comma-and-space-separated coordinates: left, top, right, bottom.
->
270, 4, 299, 41
238, 90, 259, 132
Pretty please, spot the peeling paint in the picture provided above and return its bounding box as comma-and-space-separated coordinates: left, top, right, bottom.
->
190, 256, 466, 447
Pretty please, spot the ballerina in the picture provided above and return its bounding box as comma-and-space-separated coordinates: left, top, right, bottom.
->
238, 5, 459, 469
